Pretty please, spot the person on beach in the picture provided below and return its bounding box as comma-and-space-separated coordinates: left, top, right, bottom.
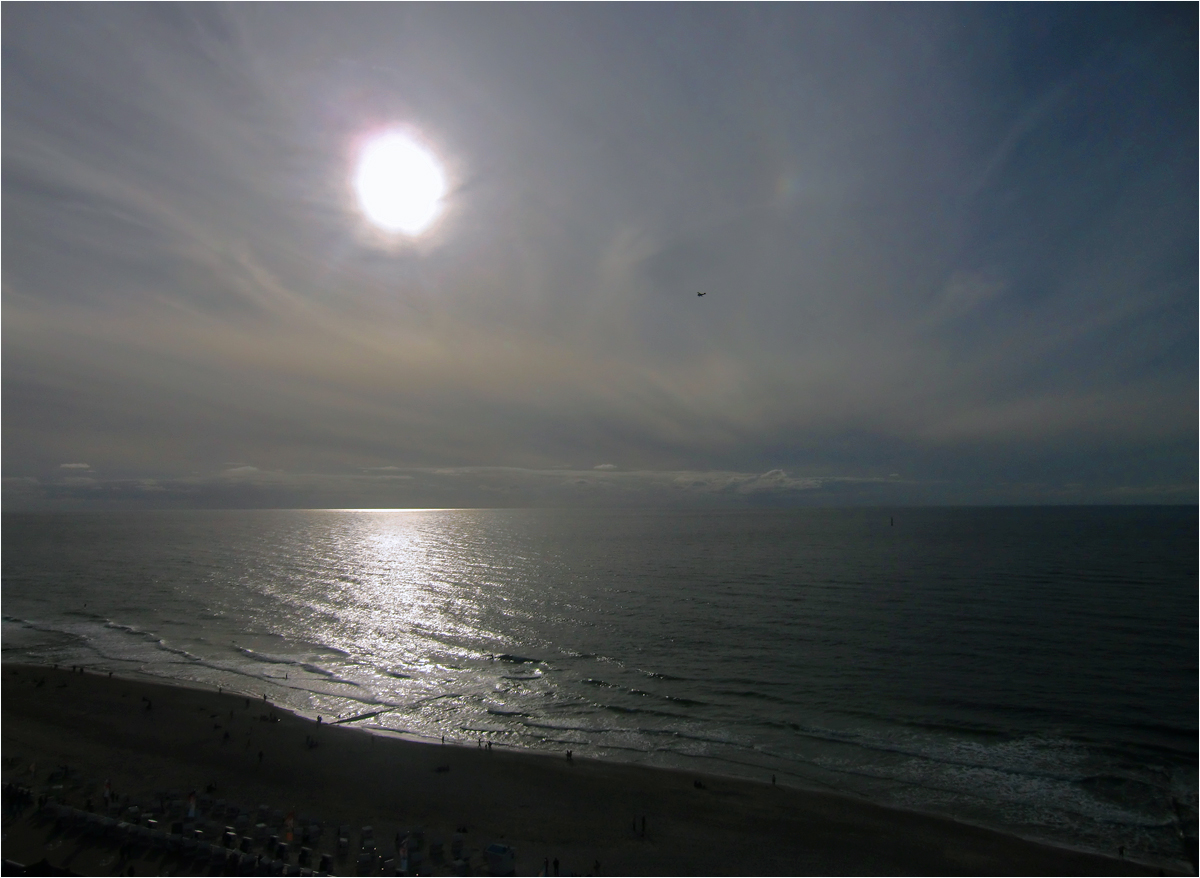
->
553, 857, 559, 875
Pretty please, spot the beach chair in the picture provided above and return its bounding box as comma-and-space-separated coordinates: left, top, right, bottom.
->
484, 843, 515, 876
83, 813, 102, 837
319, 852, 333, 873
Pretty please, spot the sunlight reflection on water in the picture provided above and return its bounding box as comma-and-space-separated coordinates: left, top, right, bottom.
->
2, 507, 1196, 869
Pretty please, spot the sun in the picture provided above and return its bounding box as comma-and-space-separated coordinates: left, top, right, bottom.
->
354, 132, 446, 235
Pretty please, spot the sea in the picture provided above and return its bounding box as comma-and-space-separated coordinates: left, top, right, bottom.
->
2, 506, 1196, 870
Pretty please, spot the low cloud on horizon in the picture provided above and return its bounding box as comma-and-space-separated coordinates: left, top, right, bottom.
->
5, 463, 1193, 512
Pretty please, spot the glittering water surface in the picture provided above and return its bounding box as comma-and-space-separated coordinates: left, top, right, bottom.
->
3, 507, 1196, 868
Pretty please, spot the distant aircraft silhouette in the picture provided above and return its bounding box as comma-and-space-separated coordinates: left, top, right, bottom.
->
697, 291, 706, 297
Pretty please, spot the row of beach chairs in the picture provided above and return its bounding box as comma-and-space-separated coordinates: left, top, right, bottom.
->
37, 800, 493, 875
18, 774, 508, 877
42, 801, 335, 875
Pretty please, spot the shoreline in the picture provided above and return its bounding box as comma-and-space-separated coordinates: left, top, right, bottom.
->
2, 663, 1184, 875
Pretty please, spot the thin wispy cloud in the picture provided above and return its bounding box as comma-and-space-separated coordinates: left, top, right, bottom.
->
3, 5, 1195, 508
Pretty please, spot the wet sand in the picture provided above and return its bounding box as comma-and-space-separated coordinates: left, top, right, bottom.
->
1, 664, 1172, 875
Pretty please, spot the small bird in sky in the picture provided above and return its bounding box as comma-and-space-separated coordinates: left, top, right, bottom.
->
697, 291, 706, 297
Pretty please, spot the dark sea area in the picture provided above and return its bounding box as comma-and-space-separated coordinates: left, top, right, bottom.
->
3, 506, 1196, 870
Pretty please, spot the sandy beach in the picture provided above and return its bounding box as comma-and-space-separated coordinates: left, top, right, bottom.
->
1, 664, 1173, 876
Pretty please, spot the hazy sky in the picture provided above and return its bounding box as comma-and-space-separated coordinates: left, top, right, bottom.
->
4, 4, 1196, 509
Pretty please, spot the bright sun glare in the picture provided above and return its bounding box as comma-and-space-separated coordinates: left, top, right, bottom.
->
354, 132, 446, 235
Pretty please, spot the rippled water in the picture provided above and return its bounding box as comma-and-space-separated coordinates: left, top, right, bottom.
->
3, 507, 1196, 869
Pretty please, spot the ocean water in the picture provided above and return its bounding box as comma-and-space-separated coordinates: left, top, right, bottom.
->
2, 507, 1196, 869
